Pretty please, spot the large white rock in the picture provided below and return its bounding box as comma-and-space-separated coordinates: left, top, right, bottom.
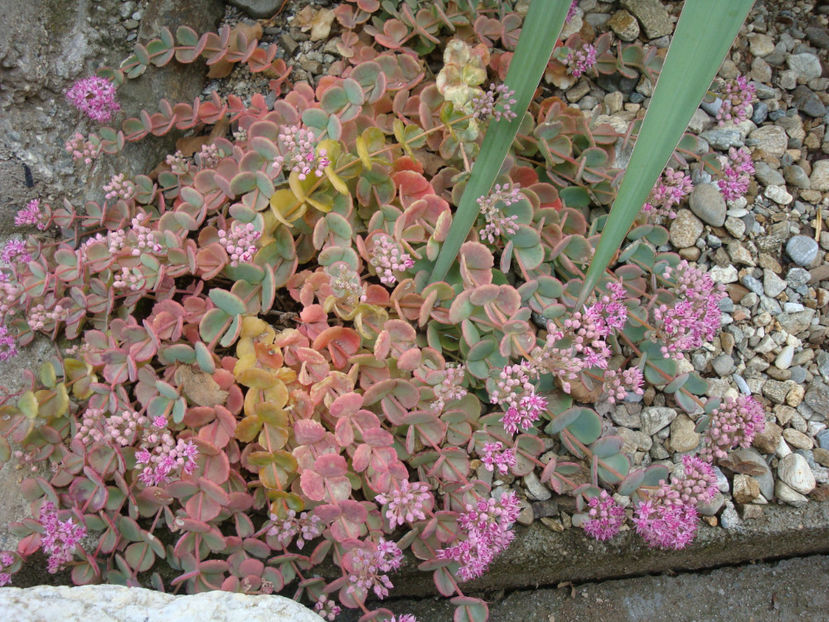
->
0, 585, 323, 622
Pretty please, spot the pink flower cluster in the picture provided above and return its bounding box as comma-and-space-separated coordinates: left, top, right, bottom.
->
633, 500, 698, 550
471, 83, 518, 122
65, 132, 101, 165
129, 212, 163, 256
437, 491, 521, 581
566, 44, 597, 78
218, 221, 260, 266
490, 362, 547, 435
0, 551, 15, 586
74, 408, 144, 447
15, 199, 48, 230
633, 456, 717, 549
478, 182, 522, 244
314, 594, 341, 621
480, 441, 517, 474
582, 490, 626, 541
104, 173, 136, 202
653, 260, 726, 359
643, 168, 694, 220
0, 272, 21, 323
671, 455, 719, 506
65, 76, 120, 123
196, 143, 221, 169
278, 125, 329, 180
345, 538, 403, 600
39, 501, 87, 573
1, 239, 31, 265
326, 261, 365, 305
717, 75, 755, 125
0, 324, 17, 361
431, 363, 468, 412
113, 266, 145, 291
702, 395, 765, 461
566, 0, 579, 23
390, 615, 417, 622
165, 150, 190, 175
135, 416, 199, 486
369, 233, 414, 286
375, 479, 434, 528
717, 147, 754, 201
28, 302, 68, 332
267, 509, 323, 550
602, 366, 644, 404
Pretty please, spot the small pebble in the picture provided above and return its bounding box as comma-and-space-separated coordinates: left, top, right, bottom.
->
786, 235, 819, 266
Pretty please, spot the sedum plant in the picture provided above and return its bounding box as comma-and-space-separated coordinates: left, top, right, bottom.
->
0, 1, 762, 620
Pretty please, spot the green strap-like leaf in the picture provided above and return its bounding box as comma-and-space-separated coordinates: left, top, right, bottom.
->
577, 0, 755, 306
428, 0, 571, 284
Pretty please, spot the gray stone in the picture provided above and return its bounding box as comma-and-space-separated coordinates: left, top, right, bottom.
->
778, 453, 816, 495
753, 161, 785, 186
727, 239, 752, 263
523, 471, 552, 501
669, 209, 704, 248
610, 404, 642, 429
712, 354, 735, 377
806, 26, 829, 49
0, 586, 323, 621
747, 125, 788, 156
688, 183, 726, 227
786, 235, 819, 267
805, 381, 829, 418
700, 128, 743, 150
720, 501, 741, 530
777, 309, 815, 335
730, 448, 774, 500
783, 165, 811, 189
697, 491, 725, 516
810, 160, 829, 191
792, 85, 827, 118
786, 53, 823, 81
751, 100, 769, 125
641, 407, 677, 436
763, 270, 787, 297
617, 427, 653, 453
607, 10, 639, 42
620, 0, 672, 39
818, 429, 829, 449
741, 274, 764, 296
228, 0, 281, 18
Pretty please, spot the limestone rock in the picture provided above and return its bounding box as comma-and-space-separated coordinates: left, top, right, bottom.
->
620, 0, 672, 39
607, 10, 639, 42
774, 480, 809, 507
669, 209, 704, 248
747, 125, 788, 157
0, 585, 323, 622
810, 160, 829, 191
668, 414, 700, 453
640, 407, 677, 436
732, 474, 761, 504
777, 453, 816, 495
730, 448, 774, 500
228, 0, 281, 18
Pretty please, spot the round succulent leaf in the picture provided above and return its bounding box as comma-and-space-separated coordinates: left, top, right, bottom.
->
565, 408, 602, 445
595, 452, 630, 484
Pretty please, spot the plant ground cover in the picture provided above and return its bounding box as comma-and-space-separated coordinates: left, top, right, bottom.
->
0, 1, 828, 621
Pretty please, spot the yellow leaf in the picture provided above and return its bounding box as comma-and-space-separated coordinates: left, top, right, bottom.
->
263, 379, 289, 408
325, 167, 349, 195
288, 171, 307, 201
237, 367, 279, 388
241, 316, 272, 339
17, 391, 38, 420
35, 384, 69, 420
269, 188, 301, 225
356, 135, 372, 171
305, 194, 332, 213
